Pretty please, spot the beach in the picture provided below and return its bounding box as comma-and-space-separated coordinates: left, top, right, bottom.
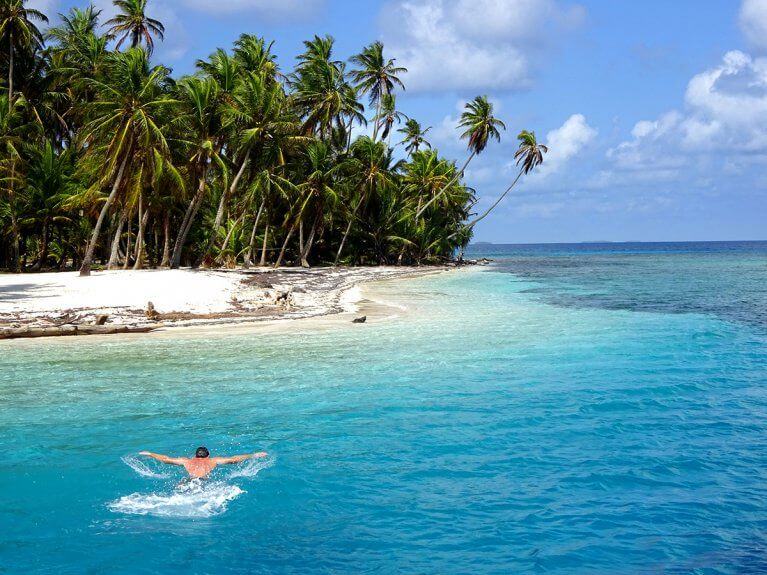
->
0, 266, 448, 336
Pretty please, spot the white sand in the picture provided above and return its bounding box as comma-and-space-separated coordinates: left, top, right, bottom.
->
0, 267, 441, 329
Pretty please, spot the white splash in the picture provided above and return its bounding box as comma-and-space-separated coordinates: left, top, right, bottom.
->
108, 480, 244, 518
226, 455, 274, 479
122, 455, 171, 479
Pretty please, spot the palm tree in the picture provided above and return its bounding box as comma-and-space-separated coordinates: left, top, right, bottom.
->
105, 0, 165, 54
22, 140, 74, 269
203, 71, 301, 263
0, 0, 48, 112
398, 118, 431, 155
47, 5, 101, 46
451, 130, 547, 237
350, 41, 406, 142
275, 140, 337, 268
169, 76, 225, 268
335, 136, 396, 264
415, 95, 504, 219
77, 48, 173, 276
376, 93, 406, 145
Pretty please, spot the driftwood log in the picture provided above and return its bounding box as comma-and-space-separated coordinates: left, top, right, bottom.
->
0, 324, 162, 340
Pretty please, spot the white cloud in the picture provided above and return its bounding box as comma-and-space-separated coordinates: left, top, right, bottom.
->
534, 114, 597, 178
381, 0, 584, 93
605, 50, 767, 183
740, 0, 767, 52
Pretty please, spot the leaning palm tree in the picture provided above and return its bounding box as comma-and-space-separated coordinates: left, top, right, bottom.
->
415, 95, 504, 219
77, 48, 173, 276
105, 0, 165, 54
451, 130, 547, 238
0, 0, 48, 111
398, 118, 431, 155
350, 41, 406, 142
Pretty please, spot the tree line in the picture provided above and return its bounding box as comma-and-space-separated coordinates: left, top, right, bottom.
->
0, 0, 547, 275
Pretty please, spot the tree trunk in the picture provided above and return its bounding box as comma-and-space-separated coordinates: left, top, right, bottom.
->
260, 224, 269, 267
274, 221, 297, 268
107, 208, 127, 269
160, 213, 171, 267
243, 199, 265, 268
11, 215, 20, 273
449, 168, 524, 239
300, 214, 320, 268
170, 167, 208, 269
335, 199, 362, 265
80, 152, 130, 276
199, 154, 249, 264
415, 150, 476, 219
372, 95, 382, 141
33, 220, 49, 271
8, 32, 13, 112
218, 213, 244, 266
133, 195, 149, 270
122, 209, 133, 270
298, 219, 305, 257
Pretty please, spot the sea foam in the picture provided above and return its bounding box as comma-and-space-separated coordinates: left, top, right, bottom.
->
108, 481, 243, 518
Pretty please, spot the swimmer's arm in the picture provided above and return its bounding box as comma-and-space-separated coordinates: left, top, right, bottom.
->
139, 451, 186, 465
213, 452, 268, 465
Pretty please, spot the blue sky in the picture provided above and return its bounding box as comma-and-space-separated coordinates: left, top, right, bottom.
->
33, 0, 767, 243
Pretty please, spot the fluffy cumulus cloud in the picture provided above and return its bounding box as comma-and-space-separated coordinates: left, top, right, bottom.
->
605, 50, 767, 182
740, 0, 767, 52
534, 114, 597, 178
380, 0, 585, 93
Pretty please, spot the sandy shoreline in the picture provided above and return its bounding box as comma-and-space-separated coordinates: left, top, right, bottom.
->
0, 266, 449, 337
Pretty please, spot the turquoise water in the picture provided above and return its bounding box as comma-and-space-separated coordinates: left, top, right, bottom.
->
3, 242, 767, 574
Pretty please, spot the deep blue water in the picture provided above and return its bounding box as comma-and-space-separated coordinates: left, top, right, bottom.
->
3, 241, 767, 574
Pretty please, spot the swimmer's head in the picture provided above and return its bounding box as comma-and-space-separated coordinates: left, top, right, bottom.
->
195, 446, 210, 459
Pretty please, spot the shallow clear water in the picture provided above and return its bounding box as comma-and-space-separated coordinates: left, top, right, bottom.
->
3, 242, 767, 574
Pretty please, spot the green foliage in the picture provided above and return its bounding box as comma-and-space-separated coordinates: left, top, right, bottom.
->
0, 0, 545, 272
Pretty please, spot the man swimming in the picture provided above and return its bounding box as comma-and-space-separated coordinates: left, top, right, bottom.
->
139, 447, 268, 479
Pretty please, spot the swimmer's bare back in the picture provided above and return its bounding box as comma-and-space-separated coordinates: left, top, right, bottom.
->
139, 448, 268, 478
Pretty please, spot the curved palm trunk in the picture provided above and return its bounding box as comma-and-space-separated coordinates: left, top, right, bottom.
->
170, 166, 208, 269
335, 199, 362, 265
372, 95, 382, 142
274, 221, 297, 268
259, 224, 269, 266
243, 199, 265, 268
133, 195, 149, 270
107, 209, 127, 269
300, 213, 320, 268
80, 152, 130, 276
8, 32, 13, 113
32, 220, 49, 271
218, 213, 245, 266
160, 213, 171, 267
415, 150, 476, 219
449, 168, 524, 239
199, 154, 249, 265
122, 209, 133, 270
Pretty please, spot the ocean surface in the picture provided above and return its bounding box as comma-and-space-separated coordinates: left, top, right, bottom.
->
3, 241, 767, 574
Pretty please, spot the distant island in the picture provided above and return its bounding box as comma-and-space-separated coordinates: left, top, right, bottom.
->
0, 0, 548, 275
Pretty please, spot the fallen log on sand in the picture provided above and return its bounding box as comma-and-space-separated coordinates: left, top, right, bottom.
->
0, 324, 163, 340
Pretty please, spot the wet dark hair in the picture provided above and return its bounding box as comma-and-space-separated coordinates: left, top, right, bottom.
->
195, 446, 210, 458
